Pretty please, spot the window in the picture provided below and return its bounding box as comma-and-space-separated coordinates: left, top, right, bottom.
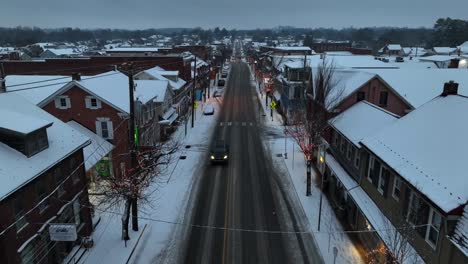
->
54, 95, 71, 109
340, 137, 345, 153
367, 156, 374, 182
54, 168, 65, 197
379, 91, 388, 107
334, 132, 339, 147
356, 91, 365, 102
96, 118, 114, 140
36, 181, 48, 213
392, 177, 402, 201
346, 143, 353, 160
354, 148, 360, 169
426, 208, 442, 248
406, 191, 421, 224
13, 198, 28, 232
85, 96, 101, 109
378, 166, 390, 195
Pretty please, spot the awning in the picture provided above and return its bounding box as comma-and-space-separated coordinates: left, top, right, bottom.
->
159, 107, 178, 125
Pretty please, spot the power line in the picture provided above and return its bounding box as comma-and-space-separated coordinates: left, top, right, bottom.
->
3, 58, 193, 93
52, 189, 430, 236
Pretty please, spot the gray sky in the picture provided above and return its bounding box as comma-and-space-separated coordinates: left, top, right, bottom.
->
1, 0, 467, 29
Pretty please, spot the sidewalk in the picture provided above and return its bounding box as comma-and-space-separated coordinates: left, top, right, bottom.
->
249, 65, 364, 264
77, 89, 222, 264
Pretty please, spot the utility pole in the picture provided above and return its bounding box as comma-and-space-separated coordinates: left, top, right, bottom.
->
304, 52, 312, 197
122, 63, 139, 232
191, 56, 196, 128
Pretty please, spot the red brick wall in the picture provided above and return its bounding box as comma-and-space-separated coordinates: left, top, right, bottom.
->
42, 85, 130, 176
2, 56, 189, 80
337, 77, 410, 116
0, 150, 92, 264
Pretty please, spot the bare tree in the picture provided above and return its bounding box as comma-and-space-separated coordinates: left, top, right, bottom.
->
96, 140, 179, 241
285, 58, 344, 195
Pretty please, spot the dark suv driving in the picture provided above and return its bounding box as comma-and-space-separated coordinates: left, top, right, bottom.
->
210, 140, 229, 164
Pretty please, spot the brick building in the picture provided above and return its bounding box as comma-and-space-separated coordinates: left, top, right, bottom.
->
0, 92, 93, 264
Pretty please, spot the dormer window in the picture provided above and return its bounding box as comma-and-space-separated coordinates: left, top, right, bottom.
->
85, 96, 101, 110
0, 113, 52, 157
54, 95, 71, 109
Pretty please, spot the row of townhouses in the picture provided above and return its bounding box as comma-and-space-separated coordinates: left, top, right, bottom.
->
249, 45, 467, 263
0, 45, 220, 263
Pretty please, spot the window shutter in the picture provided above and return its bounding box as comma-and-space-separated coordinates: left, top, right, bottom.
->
107, 121, 114, 139
95, 120, 102, 137
65, 97, 71, 109
85, 97, 91, 109
96, 99, 102, 109
54, 98, 60, 108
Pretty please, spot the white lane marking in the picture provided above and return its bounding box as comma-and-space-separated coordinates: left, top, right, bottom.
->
228, 122, 232, 126
220, 122, 224, 126
250, 122, 253, 126
242, 122, 246, 126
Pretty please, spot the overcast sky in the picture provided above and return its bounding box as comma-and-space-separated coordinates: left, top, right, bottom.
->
1, 0, 467, 29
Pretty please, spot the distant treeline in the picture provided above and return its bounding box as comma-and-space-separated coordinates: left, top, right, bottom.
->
0, 18, 467, 50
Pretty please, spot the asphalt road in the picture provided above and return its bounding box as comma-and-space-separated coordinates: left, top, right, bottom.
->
182, 51, 322, 263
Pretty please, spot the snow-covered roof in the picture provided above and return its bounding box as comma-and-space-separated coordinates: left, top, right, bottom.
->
385, 44, 402, 51
134, 80, 169, 103
0, 93, 89, 201
271, 46, 312, 51
0, 110, 52, 135
329, 101, 399, 147
433, 47, 457, 54
365, 68, 468, 108
451, 204, 468, 257
361, 95, 468, 213
311, 69, 376, 109
106, 47, 160, 52
419, 55, 458, 62
66, 121, 114, 171
45, 48, 82, 56
5, 75, 73, 105
141, 66, 187, 90
77, 72, 168, 113
402, 47, 427, 57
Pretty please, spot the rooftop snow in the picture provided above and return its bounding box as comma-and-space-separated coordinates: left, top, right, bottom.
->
45, 48, 82, 56
5, 75, 73, 105
361, 95, 468, 213
106, 47, 160, 52
433, 47, 457, 54
0, 110, 52, 135
386, 44, 402, 51
311, 68, 376, 109
141, 66, 186, 90
134, 80, 169, 103
67, 121, 113, 171
419, 55, 458, 62
451, 204, 468, 257
329, 101, 399, 147
0, 93, 89, 201
78, 71, 168, 113
365, 68, 468, 108
271, 46, 312, 51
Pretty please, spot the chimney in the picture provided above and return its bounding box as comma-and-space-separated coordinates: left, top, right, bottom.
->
72, 73, 81, 81
441, 80, 459, 96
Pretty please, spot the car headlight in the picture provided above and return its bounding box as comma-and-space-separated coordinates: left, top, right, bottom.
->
211, 155, 215, 159
223, 155, 228, 159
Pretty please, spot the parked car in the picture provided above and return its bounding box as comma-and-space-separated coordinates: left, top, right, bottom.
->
210, 140, 229, 164
203, 104, 214, 115
395, 56, 404, 62
213, 90, 223, 97
221, 73, 228, 78
217, 79, 225, 87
